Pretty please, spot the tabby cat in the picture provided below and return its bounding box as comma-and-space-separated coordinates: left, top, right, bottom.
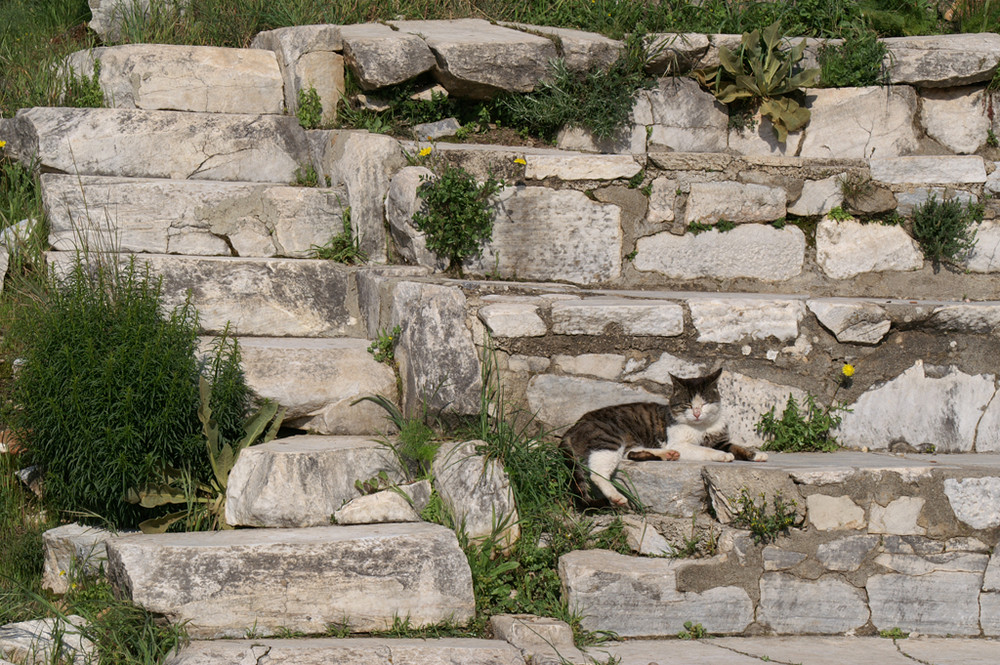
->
560, 368, 767, 507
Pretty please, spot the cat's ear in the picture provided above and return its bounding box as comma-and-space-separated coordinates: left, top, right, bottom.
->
705, 367, 723, 384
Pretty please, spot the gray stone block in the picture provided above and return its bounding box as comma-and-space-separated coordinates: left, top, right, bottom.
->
867, 571, 982, 636
758, 574, 870, 634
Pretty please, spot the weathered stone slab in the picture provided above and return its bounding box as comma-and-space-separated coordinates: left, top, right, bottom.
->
478, 302, 547, 338
433, 440, 519, 548
226, 435, 405, 528
807, 299, 891, 344
787, 175, 843, 216
553, 354, 626, 381
44, 175, 348, 258
640, 77, 728, 152
621, 517, 675, 556
618, 460, 707, 517
874, 551, 988, 575
869, 156, 987, 185
703, 464, 804, 525
727, 113, 803, 157
491, 614, 586, 665
526, 374, 667, 433
623, 352, 708, 384
507, 24, 621, 72
869, 497, 926, 536
550, 297, 684, 336
560, 550, 753, 636
555, 125, 647, 155
341, 23, 436, 90
465, 187, 622, 285
807, 494, 866, 531
4, 107, 309, 182
647, 177, 676, 223
389, 19, 557, 98
633, 225, 804, 280
759, 574, 869, 634
0, 616, 93, 665
967, 221, 1000, 273
42, 524, 113, 594
688, 297, 805, 343
412, 118, 461, 141
837, 361, 996, 452
333, 491, 421, 525
799, 87, 920, 159
867, 571, 982, 635
816, 535, 879, 571
391, 281, 482, 416
919, 86, 991, 154
719, 373, 809, 449
895, 187, 978, 217
685, 181, 786, 225
251, 24, 345, 125
883, 33, 1000, 87
524, 154, 641, 181
65, 45, 283, 114
927, 303, 1000, 334
943, 477, 1000, 529
233, 337, 397, 435
645, 33, 710, 75
815, 219, 924, 280
107, 523, 474, 638
763, 547, 806, 571
166, 638, 525, 665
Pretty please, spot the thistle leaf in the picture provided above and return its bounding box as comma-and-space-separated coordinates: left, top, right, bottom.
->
137, 512, 187, 534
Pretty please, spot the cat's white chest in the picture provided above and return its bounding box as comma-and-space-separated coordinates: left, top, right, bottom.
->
665, 418, 729, 461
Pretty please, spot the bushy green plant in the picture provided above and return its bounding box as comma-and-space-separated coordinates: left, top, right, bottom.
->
296, 86, 323, 129
818, 29, 888, 87
367, 325, 401, 365
4, 257, 254, 529
677, 621, 709, 639
63, 60, 103, 108
732, 488, 799, 544
694, 21, 820, 142
413, 164, 502, 273
311, 208, 367, 264
756, 393, 848, 452
911, 194, 982, 269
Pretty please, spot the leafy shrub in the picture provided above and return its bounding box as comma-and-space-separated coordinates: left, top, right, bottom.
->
818, 30, 888, 87
413, 164, 502, 273
296, 86, 323, 129
911, 194, 982, 269
756, 393, 847, 452
5, 257, 254, 529
732, 488, 799, 544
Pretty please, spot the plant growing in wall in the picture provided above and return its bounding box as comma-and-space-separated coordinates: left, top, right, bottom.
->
693, 21, 820, 142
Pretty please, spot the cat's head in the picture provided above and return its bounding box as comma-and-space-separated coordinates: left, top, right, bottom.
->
668, 368, 723, 426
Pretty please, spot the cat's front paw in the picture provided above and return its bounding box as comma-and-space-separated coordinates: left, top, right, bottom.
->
716, 451, 735, 462
752, 451, 768, 462
609, 494, 628, 507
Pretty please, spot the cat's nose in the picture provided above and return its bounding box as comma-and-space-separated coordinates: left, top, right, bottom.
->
692, 408, 701, 419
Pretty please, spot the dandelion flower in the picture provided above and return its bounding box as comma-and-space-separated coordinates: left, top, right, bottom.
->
419, 147, 432, 157
842, 364, 855, 377
514, 157, 526, 165
0, 140, 6, 149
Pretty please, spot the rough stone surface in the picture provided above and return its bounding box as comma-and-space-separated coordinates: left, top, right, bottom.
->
816, 535, 879, 572
927, 303, 1000, 334
758, 574, 870, 634
688, 297, 805, 343
0, 616, 93, 665
966, 221, 1000, 273
621, 517, 674, 556
106, 523, 475, 638
787, 175, 844, 216
392, 281, 482, 417
837, 361, 996, 452
44, 175, 348, 258
685, 182, 786, 225
526, 375, 667, 433
641, 78, 729, 152
717, 373, 809, 449
550, 298, 684, 336
645, 33, 710, 75
646, 177, 676, 224
807, 299, 892, 344
5, 107, 309, 182
226, 435, 405, 528
806, 494, 866, 531
340, 23, 436, 89
478, 302, 547, 338
883, 33, 1000, 87
943, 477, 1000, 529
432, 440, 519, 549
559, 550, 754, 636
919, 86, 991, 154
763, 547, 806, 571
619, 461, 707, 517
703, 465, 804, 526
727, 113, 803, 157
623, 352, 708, 384
389, 19, 557, 98
555, 125, 647, 155
412, 118, 462, 141
42, 524, 113, 594
507, 24, 621, 72
524, 154, 641, 181
385, 166, 448, 271
490, 614, 586, 665
869, 497, 926, 536
815, 219, 924, 280
333, 491, 421, 525
869, 156, 988, 185
65, 45, 283, 114
867, 572, 982, 636
895, 187, 978, 217
799, 86, 920, 159
465, 187, 622, 285
552, 354, 626, 381
633, 225, 804, 280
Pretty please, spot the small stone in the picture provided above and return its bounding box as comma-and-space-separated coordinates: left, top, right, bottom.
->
815, 218, 923, 279
551, 297, 684, 336
333, 491, 421, 525
867, 571, 982, 635
642, 77, 728, 152
684, 182, 786, 225
42, 524, 113, 595
0, 616, 94, 665
870, 156, 988, 185
623, 352, 707, 384
621, 517, 675, 556
787, 175, 844, 216
412, 118, 462, 140
807, 494, 866, 531
553, 354, 626, 381
868, 497, 926, 536
646, 177, 676, 224
883, 33, 1000, 87
524, 154, 641, 181
816, 535, 879, 572
799, 86, 920, 159
943, 477, 1000, 529
478, 303, 547, 338
758, 573, 870, 634
762, 547, 806, 571
919, 86, 991, 154
688, 297, 805, 343
807, 299, 892, 345
340, 22, 436, 89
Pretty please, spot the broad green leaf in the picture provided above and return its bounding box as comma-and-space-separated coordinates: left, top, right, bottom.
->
762, 21, 782, 53
718, 47, 742, 77
138, 512, 186, 534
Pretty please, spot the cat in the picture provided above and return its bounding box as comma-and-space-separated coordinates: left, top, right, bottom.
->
559, 368, 767, 507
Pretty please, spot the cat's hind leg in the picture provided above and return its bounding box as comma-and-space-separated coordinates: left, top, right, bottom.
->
586, 449, 628, 507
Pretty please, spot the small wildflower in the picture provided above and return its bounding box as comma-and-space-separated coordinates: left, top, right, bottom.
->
0, 140, 6, 149
418, 146, 432, 157
514, 157, 526, 165
842, 364, 855, 378
59, 570, 66, 576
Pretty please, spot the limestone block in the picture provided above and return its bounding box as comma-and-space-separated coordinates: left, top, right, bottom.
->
870, 156, 987, 185
688, 297, 805, 343
762, 547, 806, 571
412, 118, 461, 141
226, 435, 405, 528
869, 497, 927, 536
815, 219, 923, 280
464, 187, 622, 285
927, 304, 1000, 333
234, 337, 397, 435
620, 517, 674, 556
685, 181, 785, 225
525, 375, 667, 433
623, 352, 708, 384
787, 175, 844, 216
550, 298, 684, 336
642, 78, 728, 152
807, 494, 866, 531
340, 23, 436, 90
552, 354, 626, 381
433, 440, 519, 549
106, 523, 475, 638
919, 86, 991, 154
943, 477, 1000, 529
321, 130, 406, 263
66, 45, 283, 114
988, 167, 1000, 196
645, 33, 710, 75
758, 574, 870, 634
816, 535, 879, 572
874, 551, 989, 576
478, 303, 547, 338
42, 524, 113, 594
647, 177, 676, 224
87, 0, 184, 44
0, 616, 93, 665
391, 282, 481, 417
385, 166, 447, 270
251, 24, 345, 125
524, 154, 641, 181
333, 491, 421, 525
559, 550, 753, 636
982, 594, 1000, 637
895, 187, 977, 217
44, 175, 348, 258
5, 107, 309, 182
837, 361, 996, 452
718, 372, 810, 449
727, 113, 803, 157
490, 614, 586, 665
883, 33, 1000, 87
389, 19, 557, 98
966, 221, 1000, 273
633, 225, 804, 280
618, 461, 707, 518
555, 125, 647, 155
799, 87, 920, 159
506, 24, 621, 72
807, 299, 892, 345
703, 465, 804, 526
867, 571, 982, 635
986, 550, 1000, 592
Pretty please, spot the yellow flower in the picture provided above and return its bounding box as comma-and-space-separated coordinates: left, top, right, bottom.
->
514, 157, 526, 165
0, 140, 6, 149
418, 147, 432, 157
842, 364, 855, 377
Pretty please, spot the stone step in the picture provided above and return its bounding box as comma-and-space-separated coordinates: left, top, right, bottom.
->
226, 435, 405, 528
43, 174, 349, 259
106, 523, 474, 639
